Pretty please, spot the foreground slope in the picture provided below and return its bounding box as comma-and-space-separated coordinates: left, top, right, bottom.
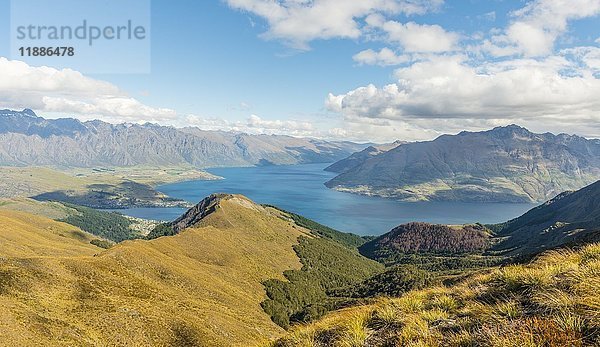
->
0, 210, 101, 257
0, 195, 306, 346
326, 125, 600, 202
272, 243, 600, 346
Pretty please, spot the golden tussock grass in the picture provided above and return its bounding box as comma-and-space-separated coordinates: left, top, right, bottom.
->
0, 198, 307, 346
272, 243, 600, 347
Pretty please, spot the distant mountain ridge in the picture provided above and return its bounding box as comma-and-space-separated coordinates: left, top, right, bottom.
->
0, 109, 366, 168
360, 180, 600, 267
326, 125, 600, 203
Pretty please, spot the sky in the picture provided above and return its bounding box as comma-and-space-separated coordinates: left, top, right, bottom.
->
0, 0, 599, 142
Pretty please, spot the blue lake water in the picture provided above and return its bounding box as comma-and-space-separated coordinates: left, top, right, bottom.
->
114, 163, 537, 236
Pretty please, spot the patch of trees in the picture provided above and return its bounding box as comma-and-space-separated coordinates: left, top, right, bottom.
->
90, 239, 113, 249
371, 252, 507, 272
330, 265, 434, 298
360, 222, 490, 258
147, 223, 176, 239
59, 203, 138, 242
261, 236, 383, 328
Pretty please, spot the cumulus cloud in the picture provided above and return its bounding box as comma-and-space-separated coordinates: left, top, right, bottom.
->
326, 54, 600, 138
562, 46, 600, 71
353, 48, 410, 66
321, 0, 600, 141
246, 114, 314, 133
225, 0, 444, 49
374, 20, 459, 53
483, 0, 600, 57
0, 58, 176, 123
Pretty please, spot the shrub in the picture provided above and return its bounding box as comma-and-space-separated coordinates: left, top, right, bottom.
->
90, 239, 113, 249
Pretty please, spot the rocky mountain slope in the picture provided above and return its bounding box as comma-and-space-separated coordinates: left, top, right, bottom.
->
0, 109, 365, 168
324, 140, 405, 174
326, 125, 600, 203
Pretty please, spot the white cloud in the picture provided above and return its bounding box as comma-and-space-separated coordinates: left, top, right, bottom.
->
376, 20, 459, 53
596, 37, 600, 43
225, 0, 444, 49
185, 114, 318, 137
481, 11, 496, 22
0, 58, 176, 123
484, 0, 600, 57
321, 0, 600, 141
353, 48, 410, 66
246, 114, 314, 133
326, 54, 600, 139
562, 46, 600, 70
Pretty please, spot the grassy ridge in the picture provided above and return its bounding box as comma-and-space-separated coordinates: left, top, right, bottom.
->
271, 243, 600, 346
0, 210, 101, 257
265, 206, 367, 248
0, 197, 305, 346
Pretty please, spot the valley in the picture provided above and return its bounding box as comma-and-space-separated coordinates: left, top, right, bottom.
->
0, 165, 216, 209
0, 110, 599, 346
0, 178, 599, 346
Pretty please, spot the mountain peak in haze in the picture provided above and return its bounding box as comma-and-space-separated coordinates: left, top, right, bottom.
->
324, 140, 407, 174
0, 109, 366, 168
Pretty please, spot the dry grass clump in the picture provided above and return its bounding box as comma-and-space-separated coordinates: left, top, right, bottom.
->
271, 243, 600, 346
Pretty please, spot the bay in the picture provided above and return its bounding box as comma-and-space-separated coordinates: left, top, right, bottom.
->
114, 163, 537, 236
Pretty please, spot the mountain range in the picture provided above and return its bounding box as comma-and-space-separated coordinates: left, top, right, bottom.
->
326, 125, 600, 202
0, 109, 366, 168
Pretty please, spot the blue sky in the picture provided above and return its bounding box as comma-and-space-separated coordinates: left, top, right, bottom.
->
0, 0, 599, 141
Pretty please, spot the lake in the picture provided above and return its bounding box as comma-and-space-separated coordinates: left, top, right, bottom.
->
115, 163, 537, 236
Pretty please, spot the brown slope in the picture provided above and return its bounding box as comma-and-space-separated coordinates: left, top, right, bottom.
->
0, 196, 306, 346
